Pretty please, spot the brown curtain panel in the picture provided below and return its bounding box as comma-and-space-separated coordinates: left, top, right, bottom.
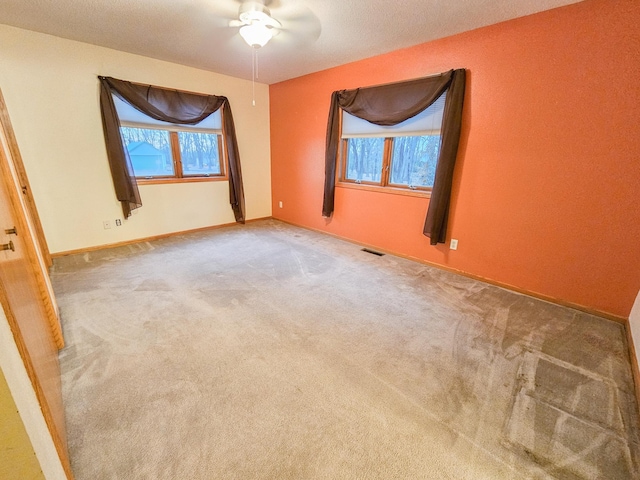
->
99, 76, 245, 222
322, 69, 466, 245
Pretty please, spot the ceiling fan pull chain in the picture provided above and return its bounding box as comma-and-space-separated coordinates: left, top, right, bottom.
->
252, 47, 256, 107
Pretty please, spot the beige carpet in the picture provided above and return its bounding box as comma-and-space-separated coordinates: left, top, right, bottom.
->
52, 220, 640, 479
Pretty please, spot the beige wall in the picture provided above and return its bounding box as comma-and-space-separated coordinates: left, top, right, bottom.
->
0, 25, 272, 254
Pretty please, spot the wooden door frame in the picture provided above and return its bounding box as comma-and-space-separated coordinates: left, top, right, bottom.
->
0, 90, 63, 349
0, 88, 72, 477
0, 91, 51, 267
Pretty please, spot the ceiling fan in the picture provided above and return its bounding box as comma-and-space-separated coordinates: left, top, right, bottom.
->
230, 2, 281, 48
220, 0, 321, 104
225, 0, 321, 49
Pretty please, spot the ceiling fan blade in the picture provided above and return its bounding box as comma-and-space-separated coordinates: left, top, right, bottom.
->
271, 2, 321, 46
210, 0, 250, 30
209, 0, 242, 18
262, 16, 282, 29
262, 0, 282, 10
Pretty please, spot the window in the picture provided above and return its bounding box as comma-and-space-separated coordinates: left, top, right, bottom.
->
338, 92, 446, 193
115, 96, 226, 182
120, 126, 224, 180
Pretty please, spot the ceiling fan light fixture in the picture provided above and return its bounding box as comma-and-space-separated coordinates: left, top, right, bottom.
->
239, 23, 274, 48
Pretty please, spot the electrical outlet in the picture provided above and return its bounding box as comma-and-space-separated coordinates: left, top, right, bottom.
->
103, 220, 111, 230
450, 239, 458, 250
279, 201, 283, 208
115, 219, 122, 226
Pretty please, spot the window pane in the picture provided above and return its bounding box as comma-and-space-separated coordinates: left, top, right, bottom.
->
120, 127, 174, 177
345, 138, 384, 183
177, 132, 222, 176
390, 135, 442, 188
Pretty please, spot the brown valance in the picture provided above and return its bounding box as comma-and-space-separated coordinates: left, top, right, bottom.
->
99, 76, 245, 222
322, 69, 466, 245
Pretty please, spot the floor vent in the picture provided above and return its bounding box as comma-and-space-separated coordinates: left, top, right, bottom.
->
361, 248, 385, 257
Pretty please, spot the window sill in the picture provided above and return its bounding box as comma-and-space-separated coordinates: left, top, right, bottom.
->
336, 182, 431, 198
136, 176, 227, 185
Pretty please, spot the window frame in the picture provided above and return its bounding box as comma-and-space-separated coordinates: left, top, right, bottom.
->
336, 111, 438, 198
120, 121, 228, 185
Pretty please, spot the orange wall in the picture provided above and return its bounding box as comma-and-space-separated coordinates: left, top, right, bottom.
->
269, 0, 640, 319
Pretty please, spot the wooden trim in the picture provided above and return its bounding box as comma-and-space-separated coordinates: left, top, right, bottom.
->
56, 214, 628, 324
0, 95, 64, 349
381, 138, 392, 186
0, 92, 52, 267
337, 133, 432, 198
51, 217, 271, 258
275, 217, 627, 324
339, 139, 348, 182
217, 133, 226, 177
170, 131, 183, 178
124, 125, 227, 183
136, 176, 227, 185
625, 320, 640, 423
336, 182, 431, 199
0, 285, 74, 479
0, 103, 72, 476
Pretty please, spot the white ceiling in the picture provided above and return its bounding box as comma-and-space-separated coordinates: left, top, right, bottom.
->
0, 0, 583, 84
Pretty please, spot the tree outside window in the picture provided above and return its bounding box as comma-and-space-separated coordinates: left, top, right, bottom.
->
341, 134, 441, 191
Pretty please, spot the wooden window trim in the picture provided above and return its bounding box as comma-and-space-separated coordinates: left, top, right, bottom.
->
336, 109, 435, 197
337, 137, 386, 187
179, 133, 226, 179
170, 130, 183, 178
337, 137, 433, 198
336, 181, 432, 198
381, 138, 392, 186
136, 176, 228, 185
120, 120, 228, 183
